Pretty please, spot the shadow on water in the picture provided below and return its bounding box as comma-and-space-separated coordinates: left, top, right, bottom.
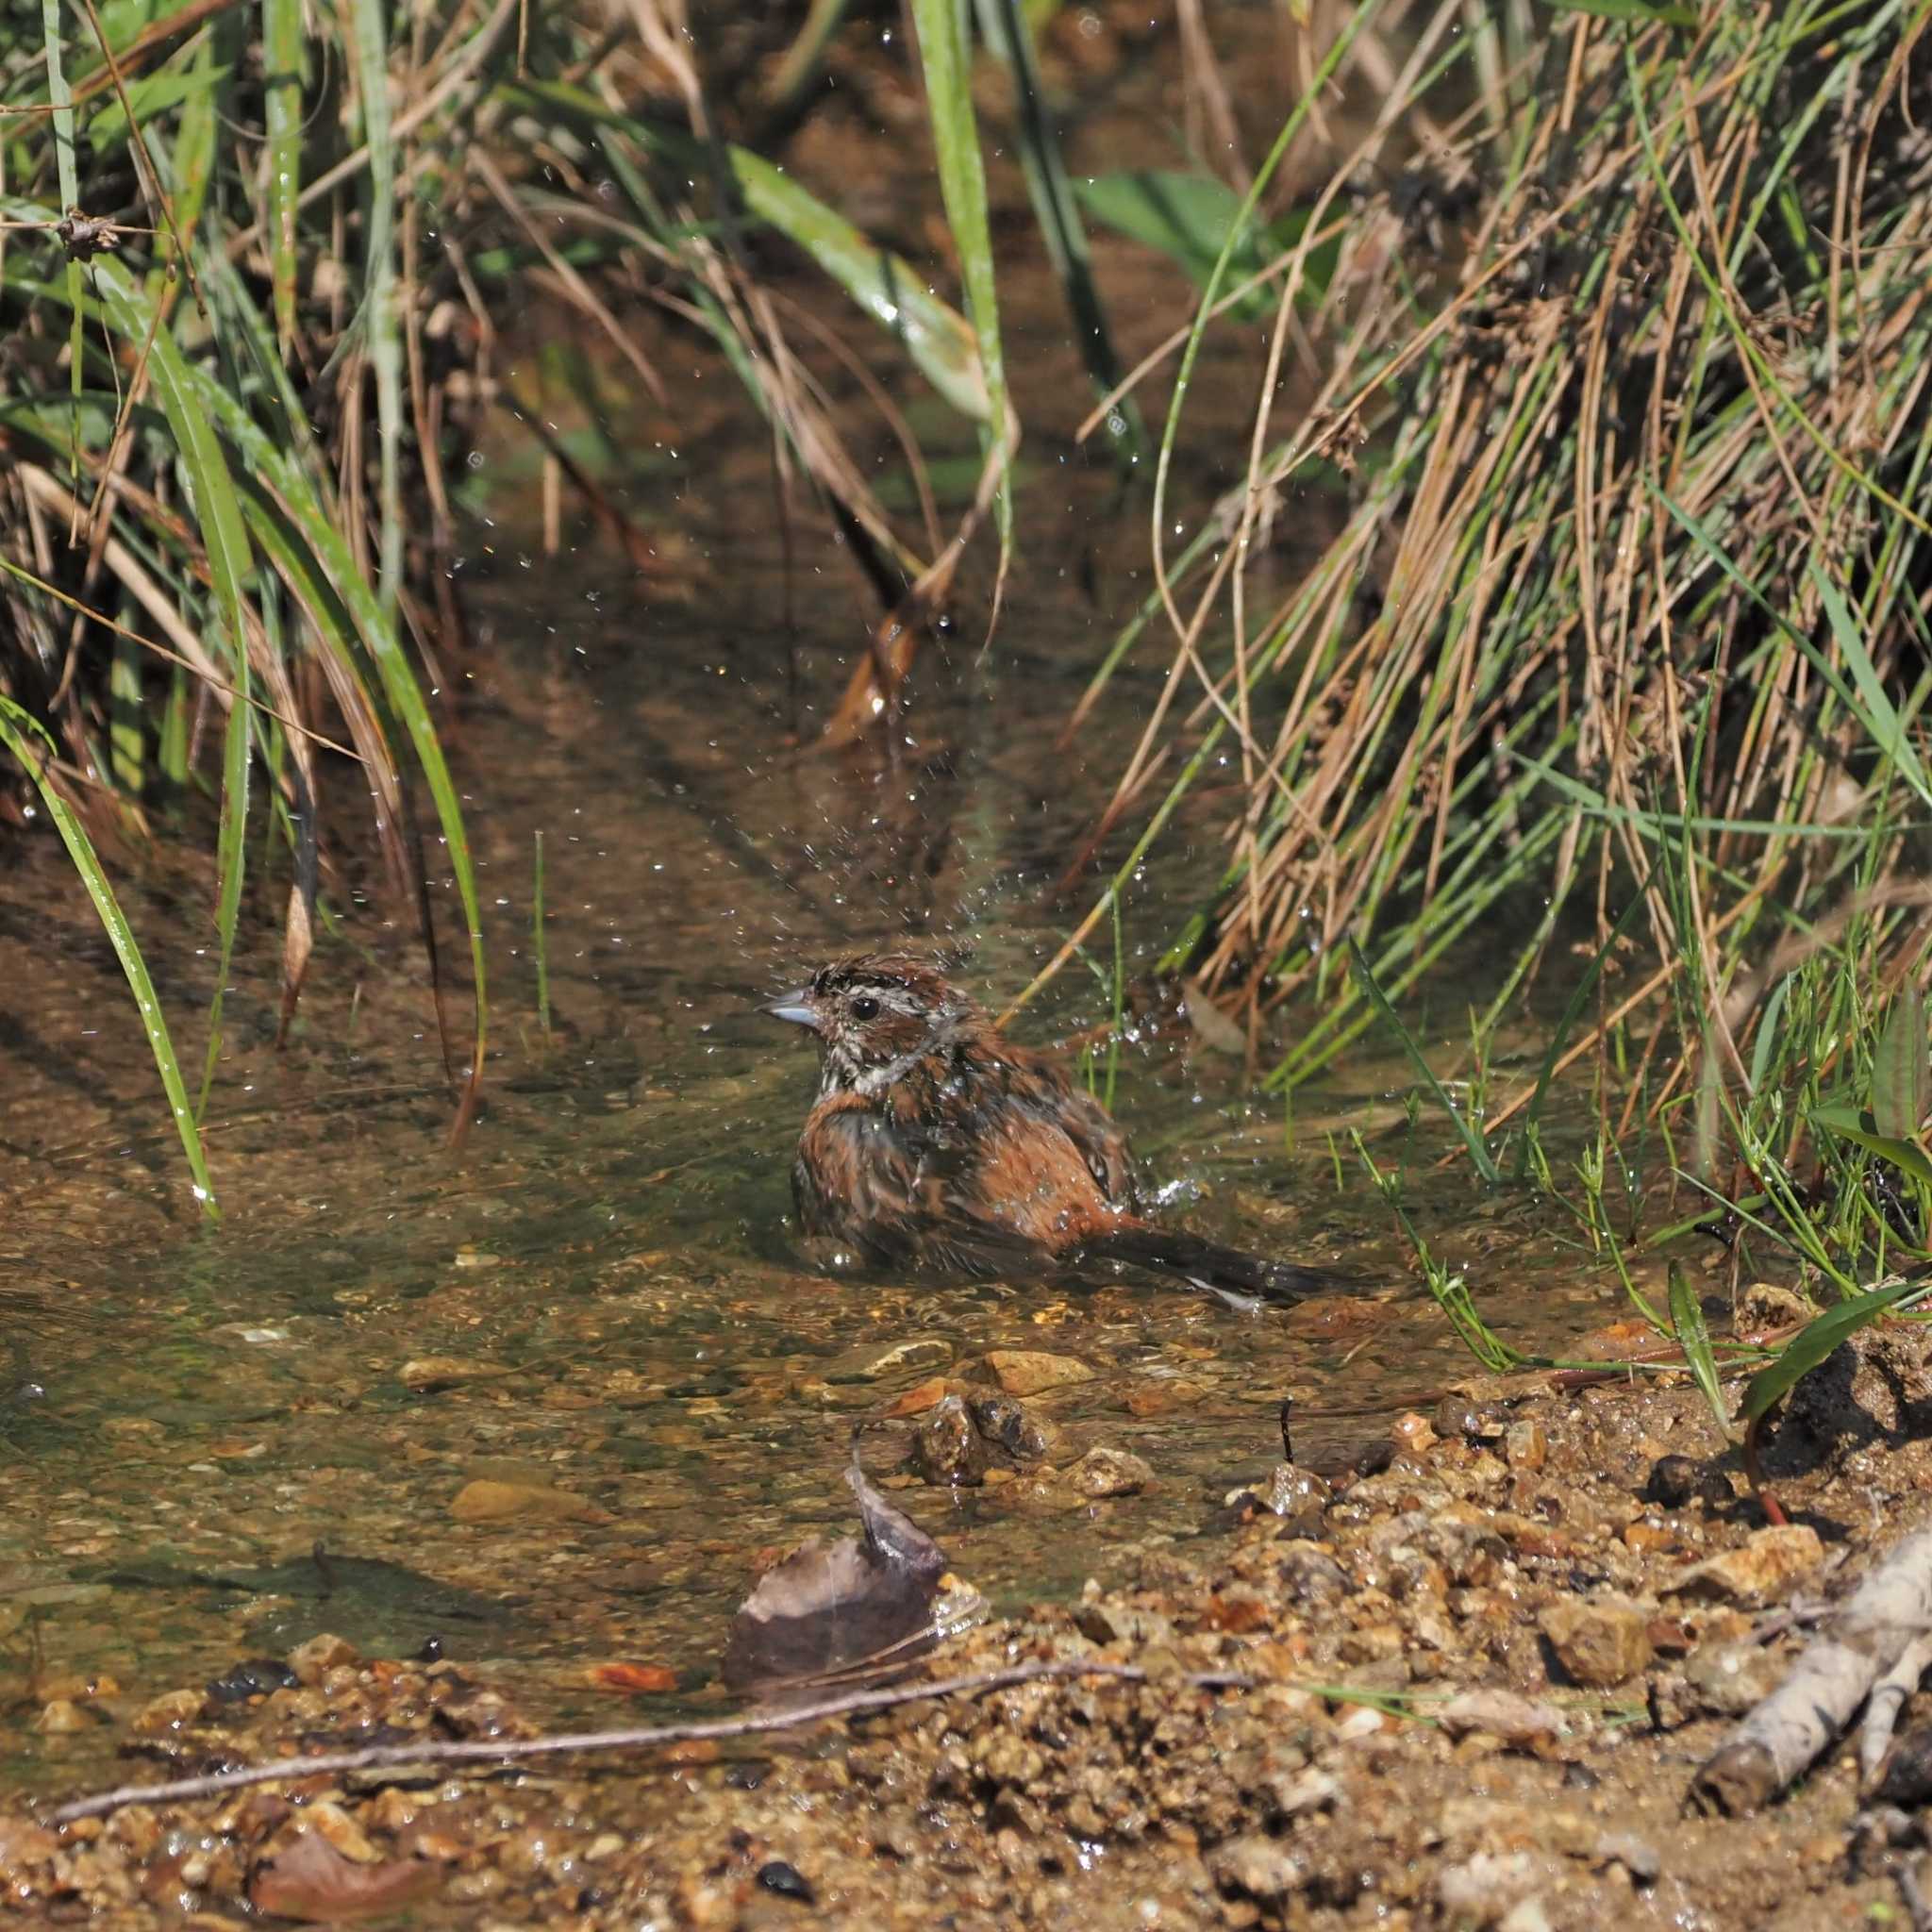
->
0, 354, 1618, 1800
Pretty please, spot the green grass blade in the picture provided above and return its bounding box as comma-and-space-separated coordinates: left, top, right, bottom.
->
1345, 938, 1502, 1184
345, 0, 403, 609
196, 682, 250, 1122
1517, 861, 1659, 1171
263, 0, 304, 349
174, 356, 491, 1117
1748, 971, 1794, 1093
1811, 559, 1932, 806
0, 698, 219, 1220
908, 0, 1013, 566
1668, 1261, 1731, 1439
1808, 1100, 1932, 1191
975, 0, 1140, 452
40, 0, 86, 485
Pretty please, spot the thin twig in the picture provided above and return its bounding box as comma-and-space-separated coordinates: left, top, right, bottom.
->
45, 1658, 1257, 1827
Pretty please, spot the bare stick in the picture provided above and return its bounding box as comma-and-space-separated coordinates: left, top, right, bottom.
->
1691, 1526, 1932, 1815
1862, 1631, 1932, 1786
46, 1659, 1255, 1827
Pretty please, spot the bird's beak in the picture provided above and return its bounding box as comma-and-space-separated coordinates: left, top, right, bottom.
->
762, 990, 820, 1030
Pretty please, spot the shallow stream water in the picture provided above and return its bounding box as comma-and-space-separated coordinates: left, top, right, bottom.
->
0, 282, 1617, 1803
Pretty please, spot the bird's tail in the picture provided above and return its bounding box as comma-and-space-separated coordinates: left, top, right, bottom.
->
1082, 1224, 1343, 1310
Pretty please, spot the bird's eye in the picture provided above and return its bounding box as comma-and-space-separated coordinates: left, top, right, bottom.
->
849, 995, 880, 1021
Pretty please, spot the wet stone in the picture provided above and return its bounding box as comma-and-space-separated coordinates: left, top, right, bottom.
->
1065, 1446, 1153, 1499
1665, 1524, 1824, 1607
129, 1687, 208, 1735
826, 1336, 951, 1383
982, 1350, 1094, 1396
1644, 1454, 1703, 1508
882, 1375, 952, 1419
399, 1357, 509, 1392
450, 1478, 608, 1524
968, 1393, 1060, 1465
1232, 1461, 1333, 1519
287, 1633, 358, 1687
916, 1396, 987, 1487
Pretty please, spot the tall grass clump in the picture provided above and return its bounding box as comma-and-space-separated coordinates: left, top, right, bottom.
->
0, 0, 1036, 1207
1051, 0, 1932, 1131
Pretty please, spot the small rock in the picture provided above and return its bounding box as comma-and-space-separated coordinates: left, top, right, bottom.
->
968, 1393, 1061, 1464
1438, 1853, 1557, 1923
1124, 1377, 1206, 1418
1739, 1282, 1811, 1331
1682, 1639, 1787, 1716
882, 1375, 953, 1419
399, 1357, 508, 1392
1540, 1597, 1654, 1687
1504, 1421, 1546, 1471
1438, 1690, 1566, 1748
288, 1633, 359, 1686
1268, 1768, 1340, 1817
1390, 1411, 1438, 1456
1593, 1831, 1661, 1885
1236, 1461, 1334, 1518
30, 1698, 89, 1736
129, 1688, 207, 1735
1644, 1454, 1702, 1507
1277, 1542, 1350, 1603
1499, 1900, 1556, 1932
1073, 1585, 1174, 1647
1433, 1394, 1498, 1442
450, 1478, 607, 1524
301, 1800, 379, 1863
983, 1350, 1094, 1396
1064, 1445, 1153, 1498
826, 1337, 950, 1383
755, 1859, 815, 1903
1665, 1524, 1824, 1606
916, 1396, 987, 1487
1209, 1834, 1304, 1901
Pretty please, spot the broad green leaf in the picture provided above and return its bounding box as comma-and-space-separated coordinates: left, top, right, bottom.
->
1075, 170, 1338, 316
502, 80, 992, 425
1741, 1277, 1929, 1426
1808, 1099, 1932, 1190
1872, 987, 1929, 1141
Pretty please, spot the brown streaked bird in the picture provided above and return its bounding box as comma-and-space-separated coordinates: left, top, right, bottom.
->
764, 952, 1338, 1309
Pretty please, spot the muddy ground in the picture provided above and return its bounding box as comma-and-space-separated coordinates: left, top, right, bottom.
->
6, 1303, 1932, 1930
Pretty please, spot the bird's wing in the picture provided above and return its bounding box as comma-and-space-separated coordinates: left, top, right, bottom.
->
796, 1091, 1061, 1280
